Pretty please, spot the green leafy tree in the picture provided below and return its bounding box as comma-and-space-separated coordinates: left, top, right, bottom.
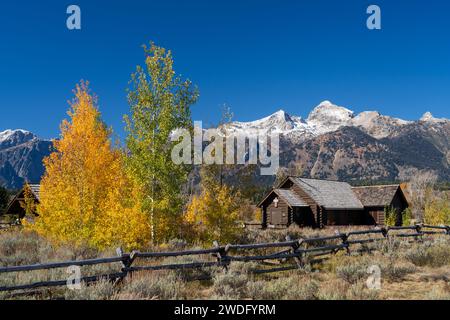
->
124, 42, 199, 243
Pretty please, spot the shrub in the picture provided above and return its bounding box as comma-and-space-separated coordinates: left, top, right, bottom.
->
373, 237, 402, 255
0, 231, 43, 266
317, 279, 350, 300
380, 260, 416, 281
425, 285, 450, 300
65, 279, 117, 300
403, 242, 450, 268
246, 281, 267, 299
119, 271, 186, 300
384, 206, 398, 227
212, 271, 249, 299
346, 281, 379, 300
335, 262, 368, 284
316, 278, 379, 300
246, 275, 318, 300
402, 208, 413, 226
282, 277, 318, 300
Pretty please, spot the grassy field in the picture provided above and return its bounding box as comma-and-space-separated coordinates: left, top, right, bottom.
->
1, 227, 449, 300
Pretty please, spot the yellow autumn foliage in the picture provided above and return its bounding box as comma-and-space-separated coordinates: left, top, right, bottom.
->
20, 183, 37, 217
185, 184, 241, 244
26, 82, 150, 250
424, 190, 450, 225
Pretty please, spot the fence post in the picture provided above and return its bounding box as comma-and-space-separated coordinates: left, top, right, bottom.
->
285, 235, 303, 268
116, 247, 133, 277
213, 241, 230, 271
380, 227, 388, 239
339, 233, 351, 255
415, 224, 423, 242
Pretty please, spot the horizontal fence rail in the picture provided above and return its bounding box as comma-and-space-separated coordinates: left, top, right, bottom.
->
0, 223, 20, 230
0, 224, 449, 294
0, 256, 127, 274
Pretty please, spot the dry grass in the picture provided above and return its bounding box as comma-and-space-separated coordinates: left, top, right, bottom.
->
1, 227, 449, 300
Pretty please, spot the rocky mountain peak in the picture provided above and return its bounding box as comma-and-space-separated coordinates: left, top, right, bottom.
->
0, 129, 37, 150
224, 109, 306, 135
420, 111, 447, 123
421, 112, 434, 121
351, 111, 412, 139
268, 109, 293, 123
306, 100, 355, 134
308, 100, 354, 118
0, 129, 53, 189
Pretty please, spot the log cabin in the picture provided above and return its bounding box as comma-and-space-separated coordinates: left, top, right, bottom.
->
257, 177, 409, 228
352, 184, 408, 226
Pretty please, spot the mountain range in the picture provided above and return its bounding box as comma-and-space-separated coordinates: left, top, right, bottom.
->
1, 100, 449, 189
222, 101, 450, 183
0, 130, 52, 189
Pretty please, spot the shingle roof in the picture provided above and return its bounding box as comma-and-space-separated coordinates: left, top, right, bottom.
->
274, 189, 309, 207
352, 185, 401, 207
291, 178, 364, 210
28, 184, 41, 201
2, 184, 41, 216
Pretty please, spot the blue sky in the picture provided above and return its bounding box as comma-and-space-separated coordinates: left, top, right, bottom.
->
0, 0, 449, 139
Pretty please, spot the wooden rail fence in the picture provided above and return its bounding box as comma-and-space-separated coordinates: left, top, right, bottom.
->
0, 224, 449, 294
0, 222, 20, 230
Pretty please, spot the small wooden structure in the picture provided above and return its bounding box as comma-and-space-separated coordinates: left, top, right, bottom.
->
352, 185, 409, 226
258, 177, 365, 228
2, 184, 40, 222
257, 177, 409, 229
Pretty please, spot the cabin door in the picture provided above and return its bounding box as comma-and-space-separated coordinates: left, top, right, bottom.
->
270, 208, 281, 225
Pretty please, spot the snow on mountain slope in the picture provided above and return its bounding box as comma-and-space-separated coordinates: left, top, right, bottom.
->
222, 100, 445, 140
0, 129, 37, 150
306, 100, 355, 135
223, 109, 314, 138
420, 112, 448, 123
351, 111, 412, 139
0, 129, 53, 189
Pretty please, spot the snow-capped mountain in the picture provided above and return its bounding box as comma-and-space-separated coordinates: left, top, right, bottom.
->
420, 111, 448, 123
223, 110, 308, 134
1, 101, 449, 189
306, 100, 355, 135
351, 111, 412, 139
0, 129, 37, 150
0, 129, 53, 189
221, 100, 445, 140
219, 101, 450, 182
